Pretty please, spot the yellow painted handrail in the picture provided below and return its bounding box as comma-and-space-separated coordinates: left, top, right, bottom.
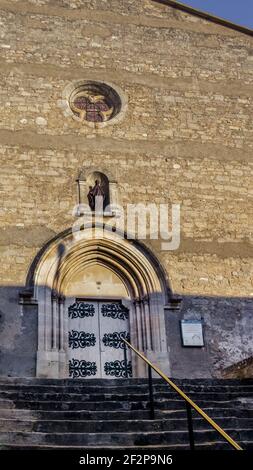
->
123, 339, 243, 451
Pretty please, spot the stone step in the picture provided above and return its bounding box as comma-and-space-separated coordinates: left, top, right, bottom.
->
0, 399, 244, 411
1, 417, 253, 433
0, 442, 231, 450
0, 377, 251, 451
0, 391, 251, 402
0, 383, 252, 394
0, 377, 252, 387
1, 407, 252, 420
0, 429, 251, 446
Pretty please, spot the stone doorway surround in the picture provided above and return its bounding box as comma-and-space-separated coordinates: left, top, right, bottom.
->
25, 226, 174, 378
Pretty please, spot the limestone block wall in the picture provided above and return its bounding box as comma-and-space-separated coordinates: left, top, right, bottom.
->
0, 0, 252, 377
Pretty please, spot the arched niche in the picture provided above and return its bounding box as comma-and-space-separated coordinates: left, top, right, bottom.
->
28, 226, 172, 379
76, 169, 118, 215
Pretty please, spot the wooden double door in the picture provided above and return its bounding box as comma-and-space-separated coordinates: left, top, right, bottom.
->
68, 299, 132, 379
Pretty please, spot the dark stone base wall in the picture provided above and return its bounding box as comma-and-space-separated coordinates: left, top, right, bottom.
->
0, 288, 252, 378
166, 296, 253, 378
0, 287, 37, 377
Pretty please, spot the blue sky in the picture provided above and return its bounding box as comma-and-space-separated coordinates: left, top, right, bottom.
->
179, 0, 253, 29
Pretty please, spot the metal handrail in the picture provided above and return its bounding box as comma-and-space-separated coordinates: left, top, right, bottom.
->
123, 339, 243, 451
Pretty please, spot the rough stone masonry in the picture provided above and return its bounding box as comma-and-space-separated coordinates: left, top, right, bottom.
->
0, 0, 252, 378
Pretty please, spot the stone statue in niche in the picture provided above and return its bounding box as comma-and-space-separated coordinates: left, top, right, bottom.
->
87, 180, 105, 211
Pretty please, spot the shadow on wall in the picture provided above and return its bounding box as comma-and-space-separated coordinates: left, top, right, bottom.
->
0, 285, 252, 379
164, 294, 253, 379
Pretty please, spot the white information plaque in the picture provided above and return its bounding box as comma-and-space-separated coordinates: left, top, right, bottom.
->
180, 320, 204, 347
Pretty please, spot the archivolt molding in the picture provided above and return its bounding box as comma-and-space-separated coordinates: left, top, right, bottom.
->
33, 227, 167, 301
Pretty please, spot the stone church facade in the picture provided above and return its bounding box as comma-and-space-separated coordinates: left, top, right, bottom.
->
0, 0, 252, 379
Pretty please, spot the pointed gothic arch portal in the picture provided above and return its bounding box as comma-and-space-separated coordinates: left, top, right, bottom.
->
31, 226, 171, 379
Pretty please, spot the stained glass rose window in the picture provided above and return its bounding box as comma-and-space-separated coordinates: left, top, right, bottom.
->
69, 82, 122, 124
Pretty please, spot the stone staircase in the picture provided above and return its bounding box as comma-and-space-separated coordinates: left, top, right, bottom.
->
0, 377, 252, 450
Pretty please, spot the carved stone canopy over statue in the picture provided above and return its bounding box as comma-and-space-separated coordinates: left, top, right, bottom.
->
87, 180, 105, 211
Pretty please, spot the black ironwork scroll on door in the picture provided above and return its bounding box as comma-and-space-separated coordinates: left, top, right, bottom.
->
68, 302, 95, 319
69, 359, 97, 378
69, 331, 96, 349
68, 301, 97, 378
101, 303, 132, 378
104, 360, 132, 378
101, 303, 129, 320
102, 331, 130, 349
